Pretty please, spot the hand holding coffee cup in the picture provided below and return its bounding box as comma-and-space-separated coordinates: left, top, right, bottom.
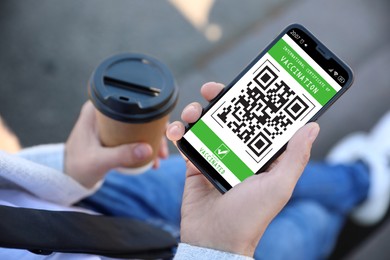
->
88, 53, 178, 174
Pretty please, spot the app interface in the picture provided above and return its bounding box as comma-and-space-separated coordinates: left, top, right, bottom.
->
184, 30, 343, 187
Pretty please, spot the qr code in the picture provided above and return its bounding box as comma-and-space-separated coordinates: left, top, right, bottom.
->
212, 60, 315, 162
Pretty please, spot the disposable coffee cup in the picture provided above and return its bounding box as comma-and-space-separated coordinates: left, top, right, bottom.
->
88, 53, 179, 174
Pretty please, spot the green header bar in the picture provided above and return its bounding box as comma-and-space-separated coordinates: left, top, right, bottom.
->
268, 38, 336, 106
191, 120, 254, 181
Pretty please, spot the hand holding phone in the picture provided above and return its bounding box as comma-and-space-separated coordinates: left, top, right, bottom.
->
177, 24, 353, 193
166, 82, 320, 256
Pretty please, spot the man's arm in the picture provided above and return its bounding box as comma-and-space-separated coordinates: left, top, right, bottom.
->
0, 150, 98, 205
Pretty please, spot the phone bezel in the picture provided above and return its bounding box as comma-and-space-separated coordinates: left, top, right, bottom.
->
177, 23, 354, 194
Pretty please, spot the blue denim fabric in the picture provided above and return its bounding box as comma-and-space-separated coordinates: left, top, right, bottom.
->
293, 161, 370, 215
255, 200, 343, 260
79, 155, 186, 239
80, 155, 369, 259
255, 162, 369, 260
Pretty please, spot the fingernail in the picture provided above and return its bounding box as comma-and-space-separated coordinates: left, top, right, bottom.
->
134, 144, 150, 160
216, 82, 225, 88
170, 124, 181, 136
183, 104, 196, 115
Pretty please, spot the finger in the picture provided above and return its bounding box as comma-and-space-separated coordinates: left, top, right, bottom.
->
153, 158, 160, 169
200, 82, 225, 102
165, 121, 192, 167
0, 117, 22, 152
271, 122, 320, 183
153, 137, 170, 169
98, 143, 153, 170
158, 137, 169, 159
72, 101, 99, 144
78, 101, 96, 127
229, 123, 319, 223
181, 102, 202, 123
166, 121, 185, 142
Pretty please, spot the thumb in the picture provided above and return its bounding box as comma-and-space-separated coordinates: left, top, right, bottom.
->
272, 122, 320, 184
97, 143, 153, 171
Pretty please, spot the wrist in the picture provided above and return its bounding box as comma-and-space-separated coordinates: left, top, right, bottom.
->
64, 145, 106, 189
64, 160, 105, 189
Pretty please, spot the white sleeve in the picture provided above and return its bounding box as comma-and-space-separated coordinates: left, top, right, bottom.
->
174, 243, 254, 260
0, 151, 100, 206
16, 143, 65, 172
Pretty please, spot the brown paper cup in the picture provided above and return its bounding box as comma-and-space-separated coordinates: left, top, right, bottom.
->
96, 110, 169, 170
88, 53, 178, 174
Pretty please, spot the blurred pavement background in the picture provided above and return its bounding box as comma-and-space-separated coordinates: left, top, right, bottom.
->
0, 0, 389, 258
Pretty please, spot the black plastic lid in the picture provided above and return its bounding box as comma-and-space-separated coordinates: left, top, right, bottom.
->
88, 53, 179, 123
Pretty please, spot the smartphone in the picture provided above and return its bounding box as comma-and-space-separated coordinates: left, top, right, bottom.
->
177, 24, 354, 193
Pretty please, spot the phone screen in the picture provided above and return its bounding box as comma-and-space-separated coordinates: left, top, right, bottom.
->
180, 24, 352, 191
